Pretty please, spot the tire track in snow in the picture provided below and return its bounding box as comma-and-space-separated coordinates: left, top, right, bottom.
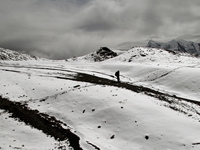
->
25, 84, 95, 104
132, 65, 192, 83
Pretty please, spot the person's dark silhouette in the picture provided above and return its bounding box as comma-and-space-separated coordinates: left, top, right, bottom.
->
115, 70, 120, 83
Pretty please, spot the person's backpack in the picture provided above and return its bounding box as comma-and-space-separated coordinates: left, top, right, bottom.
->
115, 71, 119, 77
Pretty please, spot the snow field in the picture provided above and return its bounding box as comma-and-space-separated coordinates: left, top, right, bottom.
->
1, 48, 200, 150
28, 84, 200, 150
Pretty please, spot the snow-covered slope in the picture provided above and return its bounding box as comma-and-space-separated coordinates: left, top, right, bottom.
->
0, 48, 40, 61
107, 47, 199, 65
1, 47, 200, 149
67, 47, 117, 62
147, 39, 200, 56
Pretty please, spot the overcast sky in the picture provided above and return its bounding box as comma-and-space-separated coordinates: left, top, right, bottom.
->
0, 0, 200, 59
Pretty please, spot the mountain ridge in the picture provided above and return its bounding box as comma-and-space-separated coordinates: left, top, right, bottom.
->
66, 47, 118, 62
147, 39, 200, 56
0, 48, 41, 61
1, 39, 200, 62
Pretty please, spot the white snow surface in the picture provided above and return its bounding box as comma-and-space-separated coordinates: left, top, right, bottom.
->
1, 47, 200, 149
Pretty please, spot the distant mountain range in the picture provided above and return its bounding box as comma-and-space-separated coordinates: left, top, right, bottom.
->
147, 39, 200, 56
1, 39, 200, 61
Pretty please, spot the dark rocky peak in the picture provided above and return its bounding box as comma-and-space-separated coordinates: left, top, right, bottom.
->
96, 47, 117, 57
91, 47, 117, 62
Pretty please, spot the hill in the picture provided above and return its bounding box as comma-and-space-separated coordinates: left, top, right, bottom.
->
107, 47, 199, 64
66, 47, 117, 62
0, 48, 40, 61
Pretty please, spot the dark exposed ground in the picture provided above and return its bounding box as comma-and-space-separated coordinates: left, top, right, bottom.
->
0, 96, 83, 150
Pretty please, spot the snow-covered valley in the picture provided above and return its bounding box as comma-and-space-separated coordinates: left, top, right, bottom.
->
1, 47, 200, 150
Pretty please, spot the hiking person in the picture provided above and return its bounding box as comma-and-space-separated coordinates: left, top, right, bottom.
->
115, 70, 120, 83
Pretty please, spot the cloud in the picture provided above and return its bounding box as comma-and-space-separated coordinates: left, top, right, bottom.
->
0, 0, 200, 59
